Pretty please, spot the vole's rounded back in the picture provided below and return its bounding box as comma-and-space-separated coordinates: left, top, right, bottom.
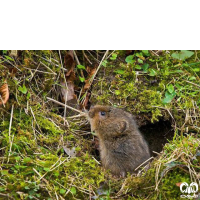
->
88, 105, 150, 177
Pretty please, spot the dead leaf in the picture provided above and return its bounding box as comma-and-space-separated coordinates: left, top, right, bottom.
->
60, 51, 77, 103
64, 50, 75, 70
84, 67, 97, 90
0, 82, 9, 106
63, 146, 76, 157
60, 81, 76, 102
78, 66, 97, 109
176, 182, 182, 187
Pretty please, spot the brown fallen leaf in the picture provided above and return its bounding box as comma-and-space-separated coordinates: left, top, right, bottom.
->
0, 82, 9, 106
61, 51, 77, 103
84, 66, 97, 91
60, 81, 76, 102
64, 50, 75, 70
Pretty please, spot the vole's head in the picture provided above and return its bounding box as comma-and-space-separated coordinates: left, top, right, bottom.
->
88, 105, 111, 132
88, 105, 134, 139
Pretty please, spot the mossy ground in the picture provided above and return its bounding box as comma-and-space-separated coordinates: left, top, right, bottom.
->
0, 50, 199, 199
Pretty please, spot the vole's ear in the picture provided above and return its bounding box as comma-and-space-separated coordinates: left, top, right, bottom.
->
118, 120, 128, 133
88, 110, 95, 118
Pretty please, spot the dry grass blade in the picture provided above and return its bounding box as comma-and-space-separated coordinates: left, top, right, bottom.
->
7, 105, 14, 163
134, 156, 154, 171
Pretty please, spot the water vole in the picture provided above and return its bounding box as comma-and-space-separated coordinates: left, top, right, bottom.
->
88, 105, 150, 177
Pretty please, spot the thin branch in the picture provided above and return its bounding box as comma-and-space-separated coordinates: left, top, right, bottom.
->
47, 97, 85, 115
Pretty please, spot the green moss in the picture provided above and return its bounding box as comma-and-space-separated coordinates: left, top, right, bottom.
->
36, 115, 64, 136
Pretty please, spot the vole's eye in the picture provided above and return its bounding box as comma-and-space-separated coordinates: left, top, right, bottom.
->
100, 111, 106, 116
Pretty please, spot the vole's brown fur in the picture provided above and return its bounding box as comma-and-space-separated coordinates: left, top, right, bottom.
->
88, 105, 150, 177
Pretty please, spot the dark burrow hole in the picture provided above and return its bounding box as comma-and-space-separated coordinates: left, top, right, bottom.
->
139, 120, 174, 156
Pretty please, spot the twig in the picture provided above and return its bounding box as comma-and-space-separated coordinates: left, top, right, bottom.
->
0, 193, 14, 200
36, 155, 63, 182
40, 61, 57, 75
150, 50, 159, 57
89, 50, 109, 87
86, 50, 100, 63
155, 162, 161, 191
4, 59, 21, 72
59, 50, 69, 127
152, 151, 160, 155
30, 107, 43, 133
47, 97, 85, 115
185, 80, 200, 88
31, 52, 60, 67
82, 50, 92, 65
23, 67, 55, 75
55, 191, 59, 200
73, 50, 80, 65
67, 113, 87, 119
38, 158, 69, 182
73, 50, 84, 78
134, 156, 154, 171
29, 62, 41, 80
7, 105, 14, 163
106, 50, 116, 59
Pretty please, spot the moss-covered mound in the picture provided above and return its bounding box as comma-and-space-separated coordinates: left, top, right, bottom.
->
0, 50, 199, 199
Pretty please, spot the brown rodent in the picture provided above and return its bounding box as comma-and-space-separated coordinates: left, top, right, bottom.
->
88, 105, 150, 177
